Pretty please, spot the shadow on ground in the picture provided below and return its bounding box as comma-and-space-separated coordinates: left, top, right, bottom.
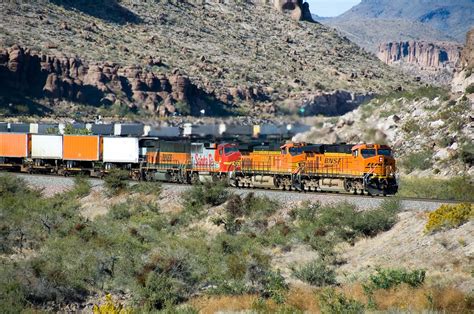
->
50, 0, 142, 24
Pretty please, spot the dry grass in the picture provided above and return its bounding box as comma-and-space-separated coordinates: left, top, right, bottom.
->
190, 295, 259, 314
189, 284, 473, 313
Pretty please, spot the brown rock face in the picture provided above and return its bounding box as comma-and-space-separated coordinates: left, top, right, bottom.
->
0, 45, 223, 116
377, 41, 462, 69
460, 28, 474, 69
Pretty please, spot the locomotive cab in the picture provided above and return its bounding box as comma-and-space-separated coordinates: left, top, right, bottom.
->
351, 144, 398, 195
216, 143, 241, 172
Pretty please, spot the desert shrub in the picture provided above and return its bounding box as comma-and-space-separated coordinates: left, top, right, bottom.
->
400, 150, 433, 173
353, 198, 400, 237
425, 203, 473, 233
459, 142, 474, 165
289, 201, 320, 221
0, 264, 27, 314
260, 270, 288, 304
110, 203, 132, 220
182, 181, 229, 215
242, 192, 279, 217
319, 288, 365, 314
292, 260, 336, 287
364, 268, 425, 292
129, 181, 162, 196
292, 201, 399, 259
93, 294, 132, 314
104, 169, 129, 195
71, 175, 91, 198
63, 123, 92, 135
465, 83, 474, 94
398, 176, 474, 201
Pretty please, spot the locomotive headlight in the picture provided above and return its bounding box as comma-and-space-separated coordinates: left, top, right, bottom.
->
379, 156, 383, 163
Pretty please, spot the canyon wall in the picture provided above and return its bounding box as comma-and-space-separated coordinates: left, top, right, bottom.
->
377, 41, 462, 69
0, 45, 221, 116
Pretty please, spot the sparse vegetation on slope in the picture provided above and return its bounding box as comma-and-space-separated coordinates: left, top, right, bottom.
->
0, 174, 472, 312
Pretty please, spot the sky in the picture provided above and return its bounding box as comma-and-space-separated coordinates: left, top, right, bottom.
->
307, 0, 361, 17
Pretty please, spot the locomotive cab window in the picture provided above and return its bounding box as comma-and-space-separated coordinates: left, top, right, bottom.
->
224, 146, 239, 155
352, 150, 359, 157
361, 149, 376, 158
377, 149, 392, 156
289, 147, 303, 156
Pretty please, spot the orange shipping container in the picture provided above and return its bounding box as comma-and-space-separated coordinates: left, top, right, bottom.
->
0, 133, 29, 158
63, 135, 101, 161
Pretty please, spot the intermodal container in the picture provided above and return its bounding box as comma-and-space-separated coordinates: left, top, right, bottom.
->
0, 133, 29, 158
63, 135, 101, 161
103, 137, 139, 163
31, 135, 63, 159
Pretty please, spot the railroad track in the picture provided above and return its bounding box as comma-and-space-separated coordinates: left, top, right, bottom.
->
5, 172, 466, 208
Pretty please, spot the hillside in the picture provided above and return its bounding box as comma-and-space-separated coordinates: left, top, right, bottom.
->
1, 174, 472, 312
321, 0, 474, 51
0, 0, 415, 118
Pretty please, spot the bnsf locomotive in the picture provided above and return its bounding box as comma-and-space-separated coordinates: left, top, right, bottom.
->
0, 133, 398, 196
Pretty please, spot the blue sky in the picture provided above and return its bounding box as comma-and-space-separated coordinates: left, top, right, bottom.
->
307, 0, 361, 17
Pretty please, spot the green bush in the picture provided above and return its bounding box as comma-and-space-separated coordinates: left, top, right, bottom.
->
319, 288, 365, 314
129, 181, 162, 196
400, 150, 433, 173
71, 175, 91, 198
292, 260, 336, 287
364, 267, 426, 291
465, 83, 474, 94
398, 176, 474, 202
182, 181, 229, 215
460, 142, 474, 166
104, 169, 129, 195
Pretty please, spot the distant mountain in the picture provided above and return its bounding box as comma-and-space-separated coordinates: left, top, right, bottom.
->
322, 0, 474, 51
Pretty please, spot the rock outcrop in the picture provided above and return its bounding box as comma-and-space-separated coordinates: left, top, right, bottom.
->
460, 28, 474, 69
377, 41, 462, 69
452, 28, 474, 94
0, 45, 223, 116
301, 91, 373, 116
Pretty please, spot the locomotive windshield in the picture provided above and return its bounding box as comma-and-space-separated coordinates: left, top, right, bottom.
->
377, 149, 392, 156
289, 147, 303, 156
224, 146, 239, 155
361, 149, 376, 158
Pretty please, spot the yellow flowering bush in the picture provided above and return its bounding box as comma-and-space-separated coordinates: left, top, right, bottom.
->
93, 294, 132, 314
425, 203, 473, 233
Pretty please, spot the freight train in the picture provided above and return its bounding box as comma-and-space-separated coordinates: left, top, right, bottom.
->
0, 133, 398, 196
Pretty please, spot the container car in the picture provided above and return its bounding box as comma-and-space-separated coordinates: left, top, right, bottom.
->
103, 137, 139, 164
31, 135, 63, 159
0, 133, 29, 158
63, 135, 101, 161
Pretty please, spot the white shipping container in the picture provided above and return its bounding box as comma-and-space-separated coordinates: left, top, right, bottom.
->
31, 135, 63, 159
103, 137, 139, 163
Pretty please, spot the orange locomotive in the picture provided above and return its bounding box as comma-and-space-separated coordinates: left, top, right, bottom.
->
235, 142, 397, 196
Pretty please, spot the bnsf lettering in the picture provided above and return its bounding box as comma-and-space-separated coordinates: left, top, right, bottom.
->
161, 154, 173, 162
326, 158, 342, 164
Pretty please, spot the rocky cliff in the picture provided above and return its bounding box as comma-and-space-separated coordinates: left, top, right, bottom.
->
377, 41, 462, 69
0, 45, 224, 117
0, 0, 414, 117
319, 0, 473, 53
460, 28, 474, 69
452, 28, 474, 94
